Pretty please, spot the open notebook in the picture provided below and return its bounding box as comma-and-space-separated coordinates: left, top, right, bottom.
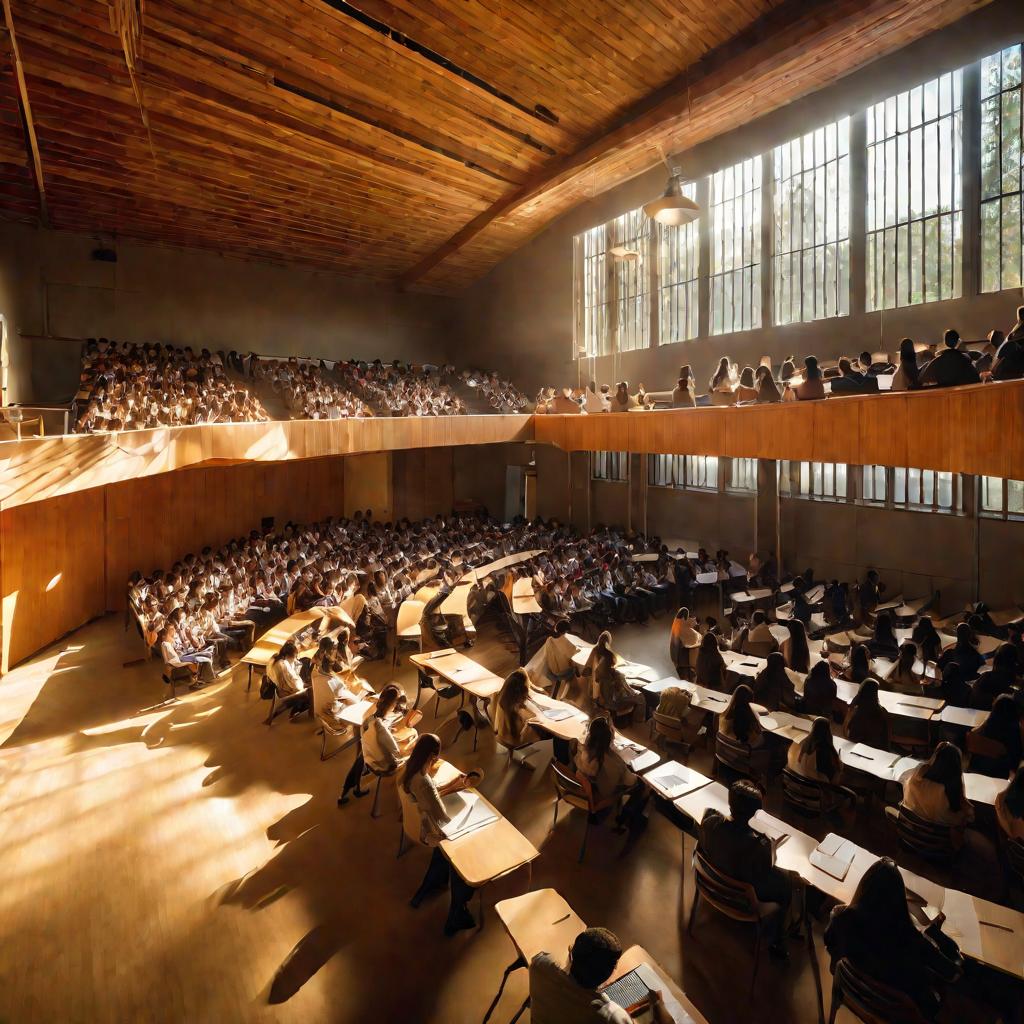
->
810, 833, 857, 881
440, 791, 498, 841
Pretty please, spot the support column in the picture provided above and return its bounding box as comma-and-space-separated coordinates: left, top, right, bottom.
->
848, 111, 867, 317
628, 453, 647, 534
755, 459, 780, 572
568, 451, 591, 534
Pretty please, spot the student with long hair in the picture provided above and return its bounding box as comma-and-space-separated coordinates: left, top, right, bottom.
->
754, 364, 782, 403
968, 694, 1022, 778
338, 683, 418, 805
571, 715, 648, 835
800, 660, 837, 717
868, 611, 899, 657
938, 622, 984, 682
824, 858, 962, 1019
794, 356, 826, 401
669, 606, 702, 678
912, 615, 942, 665
844, 678, 891, 749
787, 716, 845, 787
903, 742, 974, 834
404, 734, 479, 935
970, 643, 1018, 710
752, 652, 797, 711
891, 337, 922, 391
710, 357, 732, 392
491, 669, 545, 770
720, 684, 763, 748
781, 618, 811, 674
995, 762, 1024, 841
889, 641, 922, 694
843, 643, 872, 685
586, 631, 643, 718
695, 631, 727, 690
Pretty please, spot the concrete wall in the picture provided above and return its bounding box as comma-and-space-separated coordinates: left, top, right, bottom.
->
0, 222, 451, 404
451, 0, 1024, 397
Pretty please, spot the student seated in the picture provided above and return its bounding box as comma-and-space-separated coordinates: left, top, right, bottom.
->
824, 858, 962, 1020
490, 669, 546, 770
919, 329, 981, 387
995, 762, 1024, 842
709, 357, 733, 393
735, 366, 758, 402
751, 652, 797, 711
867, 610, 899, 658
695, 632, 727, 690
733, 610, 778, 657
934, 663, 973, 707
529, 926, 672, 1024
338, 683, 418, 804
754, 364, 782, 403
586, 631, 643, 720
653, 685, 706, 747
787, 716, 855, 812
968, 694, 1022, 778
938, 623, 985, 684
842, 643, 872, 685
780, 618, 811, 673
992, 310, 1024, 380
669, 606, 702, 677
267, 640, 309, 718
890, 337, 922, 391
540, 619, 579, 691
792, 355, 826, 400
888, 641, 923, 693
699, 780, 797, 960
844, 679, 891, 749
571, 716, 649, 835
829, 356, 879, 395
405, 734, 480, 935
719, 683, 764, 748
800, 661, 837, 718
969, 642, 1017, 710
912, 615, 943, 664
902, 742, 975, 838
671, 373, 696, 408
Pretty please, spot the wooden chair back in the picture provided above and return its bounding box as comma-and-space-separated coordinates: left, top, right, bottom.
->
551, 761, 591, 813
891, 803, 957, 861
652, 710, 687, 748
714, 731, 760, 781
966, 730, 1007, 764
829, 957, 928, 1024
782, 768, 829, 816
691, 848, 761, 923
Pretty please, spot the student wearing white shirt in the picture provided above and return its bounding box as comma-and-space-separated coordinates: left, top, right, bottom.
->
159, 624, 215, 685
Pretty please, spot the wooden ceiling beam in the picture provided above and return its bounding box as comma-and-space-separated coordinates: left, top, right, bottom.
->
1, 0, 46, 223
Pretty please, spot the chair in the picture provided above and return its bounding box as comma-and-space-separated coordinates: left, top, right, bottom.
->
392, 599, 425, 667
828, 957, 928, 1024
549, 762, 616, 863
966, 730, 1008, 770
714, 732, 770, 785
161, 664, 194, 699
688, 848, 781, 997
742, 639, 777, 659
264, 682, 312, 727
885, 803, 958, 862
650, 709, 699, 756
781, 768, 855, 817
366, 762, 399, 819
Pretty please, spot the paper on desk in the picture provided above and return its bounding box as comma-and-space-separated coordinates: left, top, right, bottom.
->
848, 744, 899, 768
810, 833, 856, 881
441, 791, 498, 840
751, 811, 789, 845
542, 707, 574, 722
647, 762, 707, 798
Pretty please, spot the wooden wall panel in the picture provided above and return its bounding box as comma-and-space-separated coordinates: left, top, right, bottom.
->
392, 448, 454, 522
1, 488, 106, 672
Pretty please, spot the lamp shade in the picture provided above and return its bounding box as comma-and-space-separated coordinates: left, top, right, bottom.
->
643, 170, 699, 226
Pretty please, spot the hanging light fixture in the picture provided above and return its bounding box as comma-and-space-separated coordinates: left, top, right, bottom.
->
643, 167, 699, 226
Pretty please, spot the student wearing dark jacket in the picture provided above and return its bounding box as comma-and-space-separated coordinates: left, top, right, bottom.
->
829, 357, 879, 395
825, 858, 961, 1019
969, 643, 1017, 710
938, 622, 985, 683
919, 330, 981, 387
699, 781, 796, 959
801, 661, 838, 717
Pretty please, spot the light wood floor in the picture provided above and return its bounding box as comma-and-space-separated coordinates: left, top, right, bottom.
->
0, 612, 1007, 1023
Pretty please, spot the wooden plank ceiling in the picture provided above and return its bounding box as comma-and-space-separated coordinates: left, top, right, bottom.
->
0, 0, 994, 293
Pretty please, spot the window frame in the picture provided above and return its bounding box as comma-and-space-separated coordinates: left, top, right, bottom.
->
592, 450, 629, 483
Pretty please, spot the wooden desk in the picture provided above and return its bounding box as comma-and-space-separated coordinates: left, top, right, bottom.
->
528, 692, 590, 742
512, 577, 543, 615
411, 649, 504, 701
459, 549, 544, 583
241, 608, 331, 688
441, 790, 538, 888
607, 945, 709, 1024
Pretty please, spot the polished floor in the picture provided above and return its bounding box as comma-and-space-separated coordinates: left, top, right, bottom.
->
0, 612, 1011, 1024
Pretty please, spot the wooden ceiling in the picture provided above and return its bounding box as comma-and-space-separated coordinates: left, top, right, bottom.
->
0, 0, 994, 293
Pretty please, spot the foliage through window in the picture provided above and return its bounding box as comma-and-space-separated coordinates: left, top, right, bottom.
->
981, 45, 1023, 293
592, 450, 628, 482
773, 119, 850, 323
710, 157, 762, 335
866, 71, 963, 310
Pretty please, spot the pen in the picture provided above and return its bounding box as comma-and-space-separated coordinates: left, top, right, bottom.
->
979, 920, 1014, 933
551, 913, 571, 925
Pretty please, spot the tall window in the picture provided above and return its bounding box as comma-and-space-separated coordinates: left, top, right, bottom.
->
861, 465, 887, 503
648, 454, 675, 487
982, 476, 1024, 517
981, 44, 1023, 293
580, 223, 610, 356
729, 458, 758, 492
893, 468, 960, 512
592, 451, 628, 482
710, 157, 762, 334
612, 208, 650, 352
773, 119, 850, 324
658, 183, 699, 345
683, 456, 719, 491
779, 461, 848, 500
866, 71, 963, 310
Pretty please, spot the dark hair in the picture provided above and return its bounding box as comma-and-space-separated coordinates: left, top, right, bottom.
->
873, 611, 897, 649
728, 779, 764, 826
725, 684, 759, 744
921, 742, 965, 812
981, 693, 1021, 741
943, 328, 960, 349
569, 927, 623, 989
804, 355, 821, 380
375, 683, 403, 719
898, 338, 920, 386
274, 640, 297, 662
801, 716, 839, 777
402, 733, 442, 792
912, 616, 940, 662
846, 857, 918, 942
1003, 762, 1024, 820
896, 641, 917, 675
583, 715, 613, 767
498, 669, 530, 717
851, 677, 881, 711
785, 618, 810, 673
849, 643, 871, 683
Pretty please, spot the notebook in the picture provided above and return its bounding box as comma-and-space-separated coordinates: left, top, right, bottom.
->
751, 811, 789, 846
542, 707, 574, 722
601, 964, 662, 1013
810, 833, 857, 880
440, 792, 498, 840
648, 763, 707, 798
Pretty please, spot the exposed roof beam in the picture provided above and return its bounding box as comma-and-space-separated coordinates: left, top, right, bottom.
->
2, 0, 48, 225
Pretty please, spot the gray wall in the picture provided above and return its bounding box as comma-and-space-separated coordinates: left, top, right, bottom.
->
452, 0, 1024, 397
0, 222, 452, 403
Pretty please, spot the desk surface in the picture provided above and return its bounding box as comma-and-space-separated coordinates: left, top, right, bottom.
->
411, 649, 505, 700
242, 608, 327, 667
495, 888, 586, 965
441, 790, 538, 887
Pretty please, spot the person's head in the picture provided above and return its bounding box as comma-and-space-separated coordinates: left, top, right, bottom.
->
674, 607, 691, 623
567, 927, 623, 989
699, 632, 719, 656
838, 356, 854, 376
786, 616, 808, 654
847, 857, 915, 933
852, 677, 881, 711
874, 610, 895, 642
899, 337, 917, 363
804, 355, 821, 380
897, 641, 917, 671
727, 779, 764, 827
499, 669, 530, 713
765, 651, 786, 678
956, 621, 974, 647
402, 733, 442, 789
375, 683, 403, 719
679, 364, 693, 384
278, 640, 296, 661
859, 350, 873, 367
850, 643, 870, 677
584, 715, 613, 762
922, 741, 965, 811
553, 618, 569, 637
739, 365, 755, 388
943, 328, 960, 349
983, 693, 1021, 737
725, 683, 757, 740
751, 609, 766, 626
